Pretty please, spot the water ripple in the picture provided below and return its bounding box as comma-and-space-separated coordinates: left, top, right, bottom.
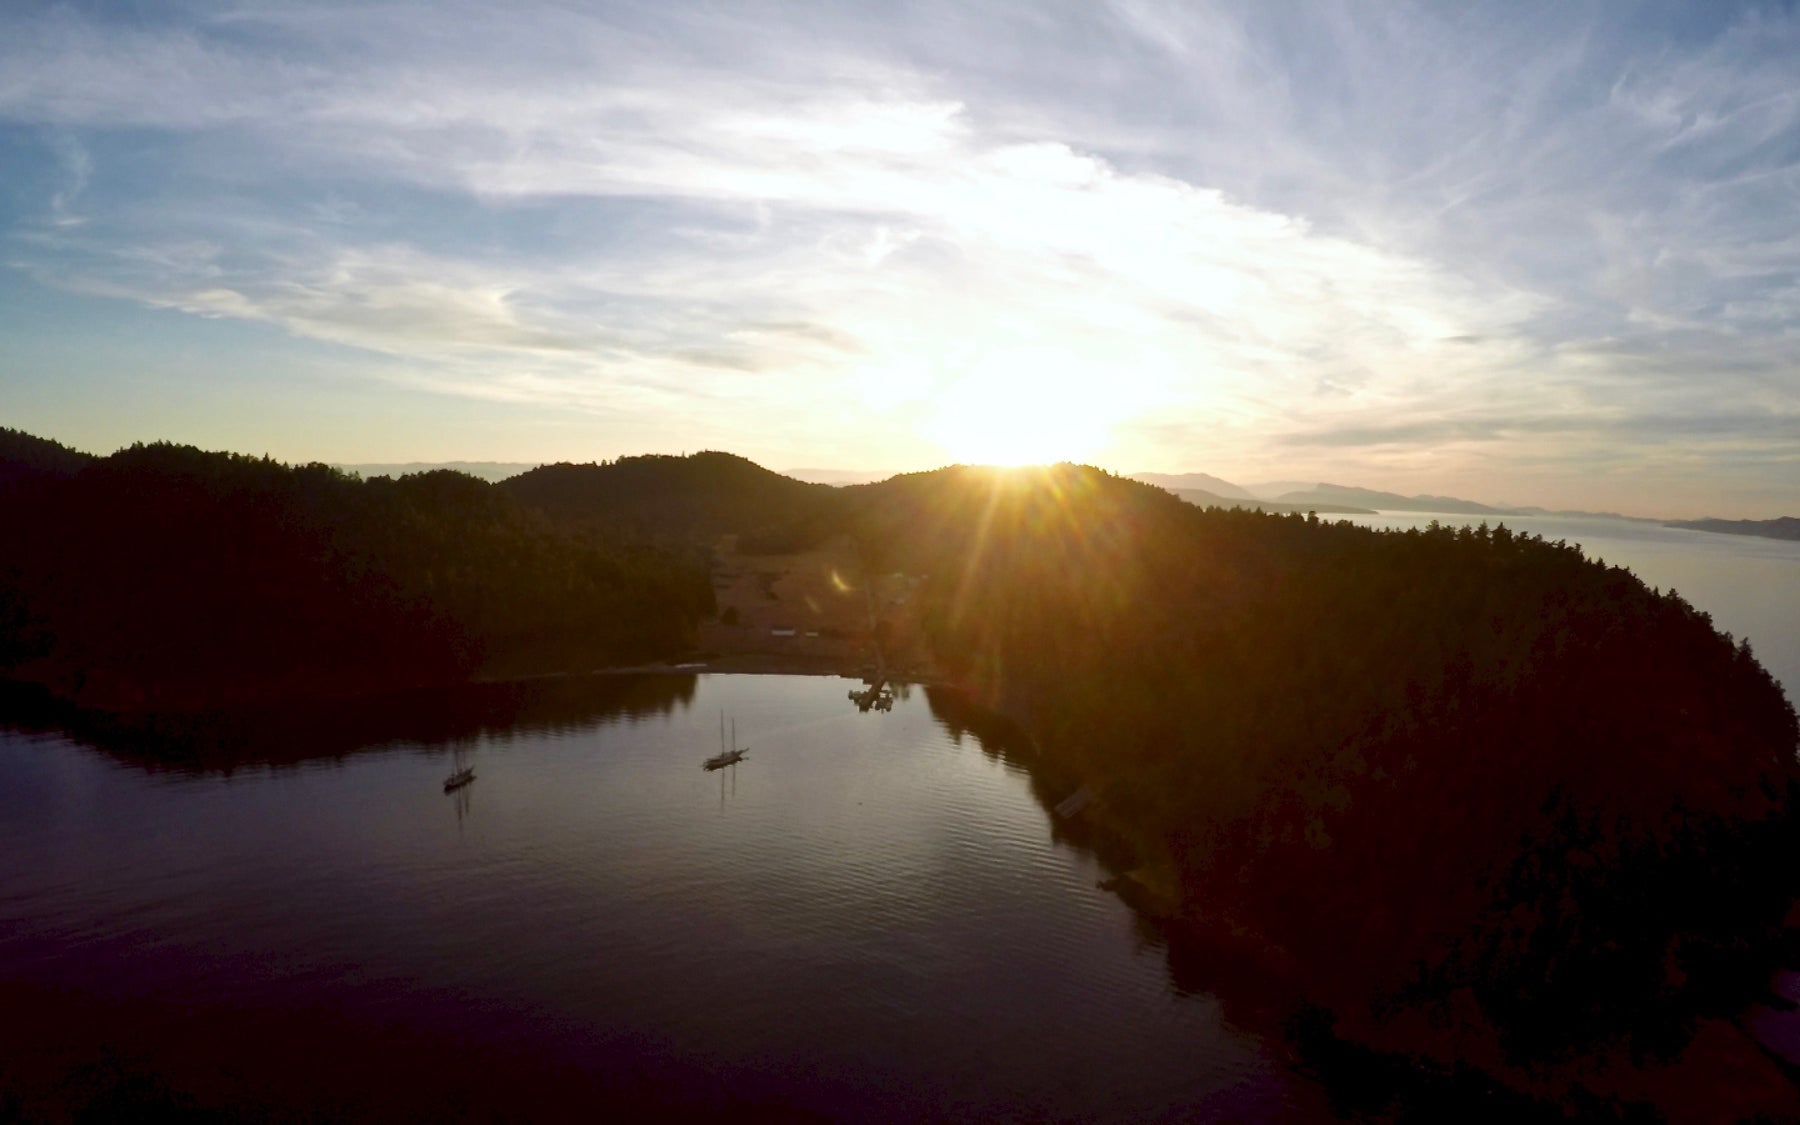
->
0, 675, 1325, 1122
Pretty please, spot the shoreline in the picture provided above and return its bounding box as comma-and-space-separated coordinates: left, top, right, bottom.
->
0, 649, 930, 722
578, 653, 883, 680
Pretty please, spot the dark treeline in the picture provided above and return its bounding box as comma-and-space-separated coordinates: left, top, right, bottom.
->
499, 451, 842, 554
0, 437, 713, 711
849, 464, 1800, 1098
0, 672, 697, 773
0, 426, 93, 490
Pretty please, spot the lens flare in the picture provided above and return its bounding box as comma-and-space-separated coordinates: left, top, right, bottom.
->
925, 348, 1118, 466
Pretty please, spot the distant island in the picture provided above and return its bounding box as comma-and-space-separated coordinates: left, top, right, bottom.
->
1667, 516, 1800, 542
1166, 485, 1374, 515
4, 426, 1798, 1116
1130, 472, 1658, 521
1128, 471, 1261, 500
1135, 473, 1800, 544
1262, 480, 1512, 514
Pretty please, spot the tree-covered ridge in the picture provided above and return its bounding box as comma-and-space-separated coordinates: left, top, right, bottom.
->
0, 426, 94, 490
0, 441, 712, 711
500, 451, 843, 551
850, 464, 1799, 1068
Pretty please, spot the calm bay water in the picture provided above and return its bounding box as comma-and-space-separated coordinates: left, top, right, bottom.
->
0, 674, 1327, 1122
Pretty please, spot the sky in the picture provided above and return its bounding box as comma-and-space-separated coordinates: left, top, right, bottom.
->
1, 1, 1797, 517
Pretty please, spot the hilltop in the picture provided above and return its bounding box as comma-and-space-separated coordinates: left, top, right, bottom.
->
0, 440, 711, 711
0, 427, 94, 490
843, 463, 1800, 1111
500, 451, 841, 551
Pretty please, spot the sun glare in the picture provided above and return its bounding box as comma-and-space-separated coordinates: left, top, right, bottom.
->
925, 349, 1116, 466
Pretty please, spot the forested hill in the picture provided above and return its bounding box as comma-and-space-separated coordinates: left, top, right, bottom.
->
0, 440, 713, 712
500, 451, 843, 551
0, 427, 93, 490
847, 464, 1800, 1099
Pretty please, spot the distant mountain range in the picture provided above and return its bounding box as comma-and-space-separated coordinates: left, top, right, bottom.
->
1262, 483, 1510, 515
1128, 473, 1662, 522
1131, 474, 1511, 516
1164, 487, 1374, 515
1133, 473, 1800, 544
1244, 480, 1327, 500
1127, 472, 1258, 501
1666, 517, 1800, 542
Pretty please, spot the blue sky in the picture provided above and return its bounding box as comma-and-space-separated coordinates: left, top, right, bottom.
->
2, 0, 1796, 516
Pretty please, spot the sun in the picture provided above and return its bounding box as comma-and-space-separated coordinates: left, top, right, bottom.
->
924, 349, 1115, 466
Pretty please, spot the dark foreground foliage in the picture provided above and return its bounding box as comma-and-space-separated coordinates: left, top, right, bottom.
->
0, 442, 712, 710
850, 464, 1800, 1080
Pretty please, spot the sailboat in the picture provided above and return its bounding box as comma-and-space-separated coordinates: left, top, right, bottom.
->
702, 712, 749, 771
443, 762, 476, 792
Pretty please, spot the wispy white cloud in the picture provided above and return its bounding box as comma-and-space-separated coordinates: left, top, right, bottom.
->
42, 131, 90, 227
0, 1, 1795, 511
